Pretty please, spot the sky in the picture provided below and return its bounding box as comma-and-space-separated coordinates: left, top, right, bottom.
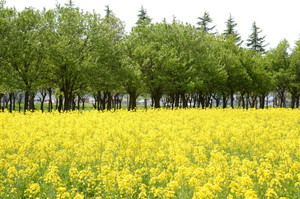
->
5, 0, 300, 50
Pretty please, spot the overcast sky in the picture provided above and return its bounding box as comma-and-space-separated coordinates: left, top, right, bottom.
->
5, 0, 300, 49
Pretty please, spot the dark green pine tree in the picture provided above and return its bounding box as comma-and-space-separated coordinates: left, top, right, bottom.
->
224, 14, 242, 45
246, 21, 267, 53
197, 11, 216, 34
136, 6, 151, 26
105, 5, 113, 18
66, 0, 75, 8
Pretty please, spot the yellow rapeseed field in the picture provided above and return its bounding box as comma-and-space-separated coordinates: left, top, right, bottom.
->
0, 109, 300, 198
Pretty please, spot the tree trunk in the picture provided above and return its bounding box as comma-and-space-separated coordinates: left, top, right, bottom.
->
144, 98, 147, 110
29, 92, 35, 111
205, 95, 211, 108
216, 99, 220, 108
241, 94, 245, 109
181, 93, 188, 108
40, 90, 47, 113
118, 97, 122, 109
18, 99, 22, 112
63, 90, 74, 111
58, 95, 63, 112
291, 94, 295, 109
48, 88, 53, 112
199, 92, 205, 109
9, 93, 13, 113
107, 91, 112, 110
12, 93, 16, 111
64, 95, 71, 111
4, 96, 9, 110
101, 92, 107, 111
0, 93, 3, 112
222, 94, 227, 109
24, 91, 29, 112
77, 95, 81, 110
250, 95, 256, 108
246, 94, 249, 110
152, 89, 162, 108
230, 89, 234, 109
128, 91, 137, 111
259, 95, 265, 109
175, 93, 180, 108
296, 95, 300, 108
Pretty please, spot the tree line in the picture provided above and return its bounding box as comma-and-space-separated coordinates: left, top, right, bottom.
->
0, 1, 300, 112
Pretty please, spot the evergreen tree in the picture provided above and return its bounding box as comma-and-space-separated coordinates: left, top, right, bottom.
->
247, 21, 267, 53
224, 14, 242, 45
105, 5, 112, 18
136, 6, 151, 26
197, 11, 216, 34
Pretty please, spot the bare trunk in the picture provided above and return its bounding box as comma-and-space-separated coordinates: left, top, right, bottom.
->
230, 90, 234, 109
9, 93, 13, 113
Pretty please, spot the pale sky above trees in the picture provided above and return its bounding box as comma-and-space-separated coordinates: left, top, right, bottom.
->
5, 0, 300, 49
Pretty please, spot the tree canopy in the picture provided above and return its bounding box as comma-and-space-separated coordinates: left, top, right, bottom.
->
1, 2, 300, 112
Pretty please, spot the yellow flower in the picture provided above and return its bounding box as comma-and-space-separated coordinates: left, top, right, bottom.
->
28, 183, 40, 195
74, 193, 84, 199
244, 189, 258, 199
265, 188, 278, 198
57, 187, 67, 193
1, 109, 300, 198
61, 192, 70, 199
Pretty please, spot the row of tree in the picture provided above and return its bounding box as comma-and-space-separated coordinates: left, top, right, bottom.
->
0, 1, 300, 112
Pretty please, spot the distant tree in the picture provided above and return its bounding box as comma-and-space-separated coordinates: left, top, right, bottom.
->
120, 34, 145, 110
197, 11, 216, 34
104, 5, 113, 18
217, 36, 248, 108
266, 39, 290, 107
246, 21, 267, 53
224, 14, 242, 45
289, 40, 300, 108
45, 4, 91, 111
1, 8, 46, 112
87, 8, 124, 111
136, 6, 151, 26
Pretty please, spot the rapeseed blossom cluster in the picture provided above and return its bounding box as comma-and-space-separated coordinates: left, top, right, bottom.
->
0, 108, 300, 198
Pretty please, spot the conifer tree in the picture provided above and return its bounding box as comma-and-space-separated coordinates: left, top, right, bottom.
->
197, 11, 216, 34
105, 5, 112, 18
224, 14, 242, 45
136, 6, 151, 26
247, 21, 267, 53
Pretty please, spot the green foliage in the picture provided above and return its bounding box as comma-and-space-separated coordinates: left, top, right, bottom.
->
246, 21, 267, 53
136, 6, 151, 26
197, 11, 216, 34
224, 14, 242, 45
1, 2, 300, 111
289, 41, 300, 95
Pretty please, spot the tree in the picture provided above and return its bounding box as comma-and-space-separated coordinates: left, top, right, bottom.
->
45, 3, 91, 111
217, 36, 249, 108
161, 22, 200, 109
224, 14, 242, 45
246, 21, 267, 53
136, 6, 151, 26
288, 40, 300, 108
196, 11, 216, 34
266, 39, 290, 107
86, 7, 124, 111
192, 34, 227, 108
1, 7, 46, 112
120, 35, 144, 110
